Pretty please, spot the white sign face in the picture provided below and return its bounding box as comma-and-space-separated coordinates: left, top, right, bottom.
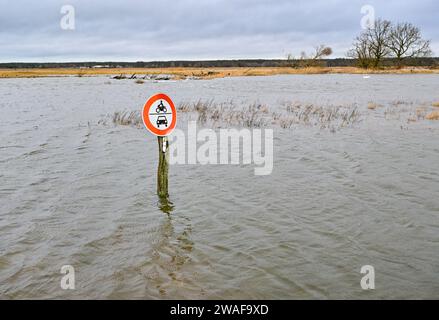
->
148, 99, 173, 131
142, 93, 177, 136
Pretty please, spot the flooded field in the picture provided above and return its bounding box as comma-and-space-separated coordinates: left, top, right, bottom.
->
1, 74, 439, 299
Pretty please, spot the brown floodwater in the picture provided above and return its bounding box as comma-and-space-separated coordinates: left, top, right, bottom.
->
0, 74, 438, 299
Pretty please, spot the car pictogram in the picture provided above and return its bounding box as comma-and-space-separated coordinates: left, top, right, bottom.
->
156, 115, 168, 127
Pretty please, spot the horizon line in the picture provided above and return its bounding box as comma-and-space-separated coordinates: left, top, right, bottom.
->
1, 57, 439, 65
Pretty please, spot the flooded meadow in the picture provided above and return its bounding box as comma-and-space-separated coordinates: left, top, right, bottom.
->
1, 74, 439, 299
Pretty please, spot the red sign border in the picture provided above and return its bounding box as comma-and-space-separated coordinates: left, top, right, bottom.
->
142, 93, 177, 136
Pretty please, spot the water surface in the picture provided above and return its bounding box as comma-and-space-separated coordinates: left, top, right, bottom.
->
1, 75, 439, 299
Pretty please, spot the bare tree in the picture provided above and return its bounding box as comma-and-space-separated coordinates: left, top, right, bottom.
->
348, 19, 432, 68
284, 52, 296, 67
366, 19, 392, 68
300, 45, 333, 60
348, 33, 373, 68
285, 53, 294, 61
348, 19, 391, 68
297, 45, 332, 67
312, 45, 333, 59
387, 22, 432, 67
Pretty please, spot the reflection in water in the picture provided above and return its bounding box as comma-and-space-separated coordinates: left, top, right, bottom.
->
146, 195, 195, 297
157, 195, 174, 214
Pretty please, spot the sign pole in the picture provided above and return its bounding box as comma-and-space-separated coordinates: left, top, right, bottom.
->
142, 93, 176, 199
157, 136, 169, 198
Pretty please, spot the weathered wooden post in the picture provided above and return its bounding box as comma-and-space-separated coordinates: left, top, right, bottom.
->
142, 93, 177, 199
157, 136, 169, 197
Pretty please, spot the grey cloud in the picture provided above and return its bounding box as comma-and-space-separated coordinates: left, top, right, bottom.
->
0, 0, 437, 61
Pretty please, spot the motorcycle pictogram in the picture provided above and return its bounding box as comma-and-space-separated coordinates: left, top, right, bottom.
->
156, 100, 167, 113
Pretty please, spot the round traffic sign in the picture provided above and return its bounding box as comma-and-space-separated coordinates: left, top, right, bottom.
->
142, 93, 177, 136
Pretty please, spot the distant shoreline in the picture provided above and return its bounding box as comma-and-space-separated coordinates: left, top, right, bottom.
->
1, 66, 439, 79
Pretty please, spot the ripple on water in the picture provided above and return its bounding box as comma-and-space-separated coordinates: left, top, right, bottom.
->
1, 75, 439, 299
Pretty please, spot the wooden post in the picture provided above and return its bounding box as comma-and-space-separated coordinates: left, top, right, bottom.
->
157, 136, 169, 198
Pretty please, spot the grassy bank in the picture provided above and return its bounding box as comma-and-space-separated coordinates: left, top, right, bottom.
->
0, 66, 438, 79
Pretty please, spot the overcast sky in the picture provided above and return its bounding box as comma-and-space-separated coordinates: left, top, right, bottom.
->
0, 0, 437, 62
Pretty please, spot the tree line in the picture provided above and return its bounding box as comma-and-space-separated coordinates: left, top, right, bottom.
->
1, 57, 437, 69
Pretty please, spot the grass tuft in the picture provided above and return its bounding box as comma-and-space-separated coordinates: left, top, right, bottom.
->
425, 111, 439, 120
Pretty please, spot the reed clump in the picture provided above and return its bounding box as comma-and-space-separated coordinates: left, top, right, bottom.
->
178, 100, 269, 128
112, 110, 142, 127
415, 107, 428, 119
425, 110, 439, 120
367, 102, 378, 110
283, 102, 360, 128
110, 100, 361, 130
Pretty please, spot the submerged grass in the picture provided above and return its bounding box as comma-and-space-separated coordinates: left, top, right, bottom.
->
178, 100, 269, 128
378, 99, 439, 123
109, 100, 361, 131
367, 102, 379, 110
283, 102, 360, 129
111, 110, 142, 127
109, 98, 438, 130
426, 111, 439, 120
